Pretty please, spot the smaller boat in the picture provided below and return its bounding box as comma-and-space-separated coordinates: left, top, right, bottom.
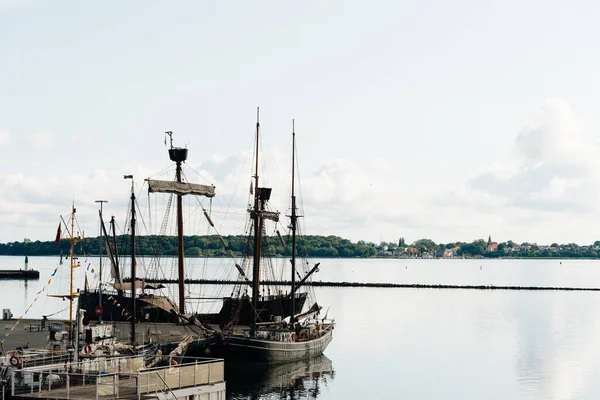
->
78, 187, 180, 325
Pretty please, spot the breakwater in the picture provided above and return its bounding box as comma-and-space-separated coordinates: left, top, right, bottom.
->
0, 269, 39, 280
133, 278, 600, 291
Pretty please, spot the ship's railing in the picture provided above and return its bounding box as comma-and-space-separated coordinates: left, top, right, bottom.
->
137, 357, 224, 396
1, 349, 71, 370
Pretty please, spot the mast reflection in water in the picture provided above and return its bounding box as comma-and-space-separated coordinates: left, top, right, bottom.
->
226, 355, 334, 400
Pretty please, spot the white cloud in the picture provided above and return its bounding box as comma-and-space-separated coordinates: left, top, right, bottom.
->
412, 98, 600, 245
469, 98, 600, 214
5, 102, 600, 246
0, 166, 157, 242
28, 131, 55, 149
0, 130, 10, 147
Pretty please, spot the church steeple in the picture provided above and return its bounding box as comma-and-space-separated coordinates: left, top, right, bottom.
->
488, 235, 492, 246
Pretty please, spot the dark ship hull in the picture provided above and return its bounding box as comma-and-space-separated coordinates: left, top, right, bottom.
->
215, 323, 334, 364
197, 292, 308, 327
78, 290, 180, 323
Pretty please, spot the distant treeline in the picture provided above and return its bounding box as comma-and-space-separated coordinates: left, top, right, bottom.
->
0, 235, 378, 258
4, 236, 600, 259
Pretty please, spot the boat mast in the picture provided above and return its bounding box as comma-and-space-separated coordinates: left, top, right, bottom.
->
175, 150, 185, 316
50, 204, 82, 342
166, 131, 188, 315
290, 120, 297, 323
251, 108, 262, 328
110, 216, 122, 296
67, 204, 81, 341
95, 200, 108, 323
126, 176, 136, 345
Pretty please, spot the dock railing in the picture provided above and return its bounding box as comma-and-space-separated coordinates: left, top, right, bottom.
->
137, 357, 225, 397
11, 355, 224, 399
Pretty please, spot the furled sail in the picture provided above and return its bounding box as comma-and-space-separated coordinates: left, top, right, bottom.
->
248, 209, 280, 222
147, 179, 215, 197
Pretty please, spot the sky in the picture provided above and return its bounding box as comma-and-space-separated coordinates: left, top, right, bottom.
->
2, 0, 600, 245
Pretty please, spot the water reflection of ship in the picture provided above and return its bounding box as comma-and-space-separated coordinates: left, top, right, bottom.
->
226, 355, 334, 399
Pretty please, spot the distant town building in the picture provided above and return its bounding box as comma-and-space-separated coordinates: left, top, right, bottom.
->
444, 248, 458, 258
487, 235, 498, 252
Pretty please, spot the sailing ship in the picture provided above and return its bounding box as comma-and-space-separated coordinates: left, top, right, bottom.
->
77, 133, 216, 328
202, 111, 335, 363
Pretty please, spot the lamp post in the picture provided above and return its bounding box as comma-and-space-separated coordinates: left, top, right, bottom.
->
95, 200, 108, 322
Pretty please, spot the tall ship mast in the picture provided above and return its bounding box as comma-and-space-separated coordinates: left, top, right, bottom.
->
127, 175, 137, 345
289, 120, 298, 324
146, 132, 216, 315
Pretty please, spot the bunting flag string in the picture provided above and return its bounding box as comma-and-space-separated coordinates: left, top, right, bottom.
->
1, 255, 105, 348
1, 259, 64, 347
107, 295, 132, 320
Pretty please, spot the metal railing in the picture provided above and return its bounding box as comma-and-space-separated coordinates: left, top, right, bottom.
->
11, 356, 224, 399
137, 357, 224, 398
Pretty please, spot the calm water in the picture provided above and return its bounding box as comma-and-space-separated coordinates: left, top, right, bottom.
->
2, 256, 600, 399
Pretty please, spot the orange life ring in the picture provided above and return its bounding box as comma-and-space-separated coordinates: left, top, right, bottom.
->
9, 355, 19, 366
83, 344, 92, 354
170, 359, 178, 365
291, 333, 297, 341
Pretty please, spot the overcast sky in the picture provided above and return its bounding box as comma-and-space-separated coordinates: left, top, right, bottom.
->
2, 0, 600, 245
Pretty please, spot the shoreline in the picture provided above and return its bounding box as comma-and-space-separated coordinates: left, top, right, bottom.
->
2, 255, 600, 261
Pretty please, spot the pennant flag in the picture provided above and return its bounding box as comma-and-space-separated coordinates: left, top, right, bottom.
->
84, 274, 89, 291
55, 223, 61, 246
